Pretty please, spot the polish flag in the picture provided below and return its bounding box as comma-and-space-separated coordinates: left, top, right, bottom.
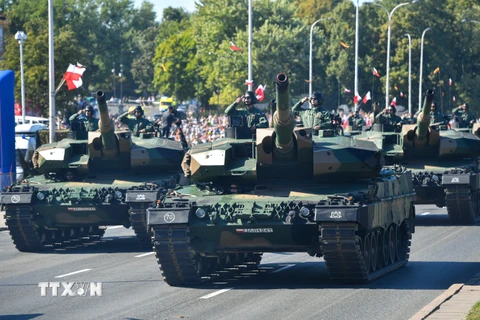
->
390, 97, 397, 107
400, 92, 404, 98
373, 68, 380, 78
449, 78, 453, 86
245, 79, 253, 86
353, 92, 362, 104
344, 88, 351, 93
362, 91, 371, 104
453, 96, 456, 102
230, 41, 242, 51
255, 84, 266, 102
63, 63, 86, 90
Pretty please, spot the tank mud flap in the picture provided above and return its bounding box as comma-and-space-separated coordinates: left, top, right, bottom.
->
320, 221, 411, 283
445, 185, 480, 224
152, 225, 264, 287
128, 203, 153, 248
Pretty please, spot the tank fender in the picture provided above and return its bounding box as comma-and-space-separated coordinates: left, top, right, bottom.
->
0, 191, 34, 204
125, 190, 159, 203
147, 207, 191, 226
315, 206, 368, 227
441, 173, 473, 185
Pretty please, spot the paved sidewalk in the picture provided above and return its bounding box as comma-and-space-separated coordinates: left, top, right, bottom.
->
0, 211, 6, 231
410, 272, 480, 320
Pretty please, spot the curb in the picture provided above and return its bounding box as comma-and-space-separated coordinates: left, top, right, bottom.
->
0, 210, 7, 231
409, 283, 464, 320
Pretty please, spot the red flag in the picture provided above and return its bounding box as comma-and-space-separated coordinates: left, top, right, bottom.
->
344, 88, 351, 93
373, 68, 380, 78
245, 79, 253, 86
230, 41, 242, 51
353, 92, 361, 104
63, 63, 86, 90
449, 78, 452, 86
255, 84, 266, 102
390, 97, 397, 107
362, 91, 371, 104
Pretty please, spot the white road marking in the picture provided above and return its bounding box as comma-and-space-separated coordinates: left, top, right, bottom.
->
55, 269, 92, 278
135, 252, 154, 258
108, 226, 123, 229
272, 264, 296, 273
199, 288, 233, 299
421, 212, 430, 216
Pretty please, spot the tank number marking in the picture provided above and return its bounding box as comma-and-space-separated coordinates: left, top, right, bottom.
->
164, 212, 175, 223
450, 177, 460, 183
67, 207, 96, 211
330, 211, 342, 219
11, 195, 20, 203
236, 228, 273, 233
136, 194, 146, 200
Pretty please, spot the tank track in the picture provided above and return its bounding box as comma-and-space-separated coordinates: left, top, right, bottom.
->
4, 205, 106, 252
321, 221, 411, 283
445, 185, 480, 224
128, 203, 152, 248
152, 225, 263, 286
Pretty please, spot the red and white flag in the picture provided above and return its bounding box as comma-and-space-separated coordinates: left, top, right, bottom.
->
63, 63, 86, 90
255, 84, 266, 102
344, 88, 351, 93
245, 79, 253, 86
400, 92, 404, 98
390, 97, 397, 107
373, 67, 381, 78
353, 92, 361, 104
362, 91, 371, 104
230, 41, 242, 51
453, 96, 456, 102
449, 78, 453, 86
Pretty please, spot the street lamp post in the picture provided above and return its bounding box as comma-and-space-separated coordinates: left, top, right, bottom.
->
405, 33, 412, 115
119, 63, 124, 103
309, 17, 334, 98
418, 27, 432, 111
112, 63, 116, 99
371, 0, 418, 109
354, 0, 359, 111
15, 31, 27, 124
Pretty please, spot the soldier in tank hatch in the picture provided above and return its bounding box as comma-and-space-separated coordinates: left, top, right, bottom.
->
415, 101, 445, 125
375, 104, 403, 132
118, 105, 154, 136
225, 91, 269, 137
292, 91, 333, 130
452, 103, 476, 128
69, 105, 99, 131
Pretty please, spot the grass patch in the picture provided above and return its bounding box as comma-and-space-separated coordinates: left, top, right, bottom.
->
466, 301, 480, 320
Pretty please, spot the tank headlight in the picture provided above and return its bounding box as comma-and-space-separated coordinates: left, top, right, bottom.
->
114, 191, 123, 199
432, 175, 439, 182
299, 206, 310, 217
36, 192, 45, 201
195, 208, 206, 219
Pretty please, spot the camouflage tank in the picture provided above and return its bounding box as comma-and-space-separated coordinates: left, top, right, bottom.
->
0, 91, 186, 252
147, 73, 416, 286
354, 90, 480, 224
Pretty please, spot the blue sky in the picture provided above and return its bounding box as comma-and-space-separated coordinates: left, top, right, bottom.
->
134, 0, 368, 20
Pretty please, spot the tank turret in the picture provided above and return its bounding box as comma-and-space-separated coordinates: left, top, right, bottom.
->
96, 90, 117, 154
272, 73, 296, 159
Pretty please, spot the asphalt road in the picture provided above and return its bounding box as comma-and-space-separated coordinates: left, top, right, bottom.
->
0, 204, 479, 320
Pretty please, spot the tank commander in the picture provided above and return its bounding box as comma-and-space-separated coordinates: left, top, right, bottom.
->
348, 110, 366, 128
452, 103, 476, 128
375, 104, 403, 132
118, 105, 154, 136
69, 105, 99, 131
225, 91, 269, 136
415, 101, 445, 125
292, 91, 332, 130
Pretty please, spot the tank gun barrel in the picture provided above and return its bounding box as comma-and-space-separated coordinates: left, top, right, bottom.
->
273, 73, 295, 159
416, 90, 435, 139
96, 90, 117, 151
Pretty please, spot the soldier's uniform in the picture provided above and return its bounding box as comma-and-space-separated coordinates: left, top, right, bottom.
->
118, 109, 154, 136
348, 113, 366, 128
225, 91, 268, 138
452, 105, 476, 128
375, 109, 402, 132
292, 92, 332, 129
69, 113, 99, 131
415, 102, 445, 125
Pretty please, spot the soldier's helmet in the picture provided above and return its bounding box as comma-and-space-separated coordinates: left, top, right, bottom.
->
386, 105, 397, 114
134, 105, 144, 116
431, 101, 437, 110
244, 91, 257, 105
311, 92, 324, 106
85, 105, 95, 114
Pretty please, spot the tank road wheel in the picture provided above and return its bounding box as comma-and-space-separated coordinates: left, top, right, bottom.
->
445, 186, 480, 224
388, 226, 396, 265
129, 203, 153, 249
4, 206, 45, 252
362, 234, 371, 274
370, 232, 378, 272
381, 229, 390, 267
